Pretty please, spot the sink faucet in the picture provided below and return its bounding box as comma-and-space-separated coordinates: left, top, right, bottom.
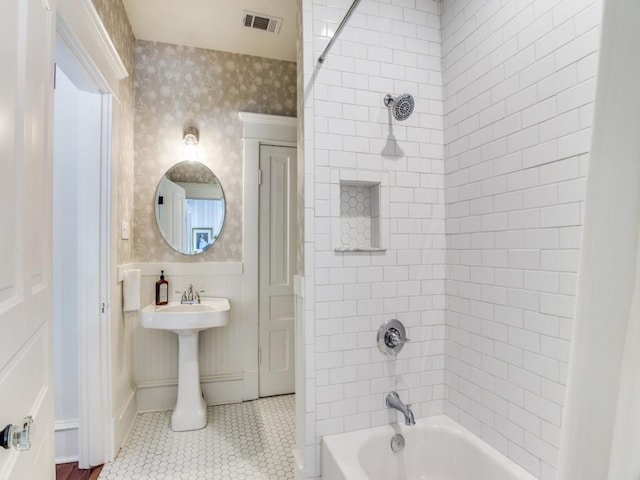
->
180, 284, 201, 304
386, 391, 415, 426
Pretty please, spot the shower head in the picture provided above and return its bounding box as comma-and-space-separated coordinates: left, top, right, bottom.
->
384, 93, 415, 121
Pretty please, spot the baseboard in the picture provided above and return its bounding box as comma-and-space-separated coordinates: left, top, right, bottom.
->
113, 388, 137, 459
243, 370, 259, 401
55, 420, 79, 464
136, 374, 244, 411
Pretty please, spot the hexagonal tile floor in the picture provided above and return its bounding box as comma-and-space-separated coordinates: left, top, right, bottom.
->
99, 395, 294, 479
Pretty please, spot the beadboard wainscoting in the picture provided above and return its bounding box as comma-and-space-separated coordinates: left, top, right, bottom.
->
117, 262, 258, 411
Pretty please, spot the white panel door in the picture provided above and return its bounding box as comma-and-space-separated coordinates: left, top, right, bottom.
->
0, 0, 56, 478
157, 177, 186, 250
259, 145, 297, 397
172, 189, 186, 252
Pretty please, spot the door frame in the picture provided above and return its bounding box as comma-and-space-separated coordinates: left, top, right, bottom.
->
239, 112, 296, 400
257, 144, 298, 397
56, 0, 127, 467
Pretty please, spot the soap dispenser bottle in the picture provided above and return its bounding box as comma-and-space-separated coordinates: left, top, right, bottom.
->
155, 270, 169, 306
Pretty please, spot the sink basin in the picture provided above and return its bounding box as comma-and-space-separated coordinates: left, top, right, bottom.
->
141, 298, 230, 333
139, 297, 231, 431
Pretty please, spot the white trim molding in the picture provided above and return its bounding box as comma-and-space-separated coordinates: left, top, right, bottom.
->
240, 113, 297, 401
293, 274, 306, 476
136, 374, 245, 412
239, 112, 297, 142
113, 389, 136, 461
55, 420, 80, 464
56, 0, 128, 98
55, 1, 122, 468
117, 262, 244, 282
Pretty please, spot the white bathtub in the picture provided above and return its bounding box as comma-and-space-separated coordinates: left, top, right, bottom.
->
322, 415, 537, 480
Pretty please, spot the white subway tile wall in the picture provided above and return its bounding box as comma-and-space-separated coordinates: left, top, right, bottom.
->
302, 0, 602, 478
442, 0, 601, 478
302, 0, 446, 477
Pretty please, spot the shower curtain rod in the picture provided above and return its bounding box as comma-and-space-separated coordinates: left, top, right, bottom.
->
317, 0, 364, 64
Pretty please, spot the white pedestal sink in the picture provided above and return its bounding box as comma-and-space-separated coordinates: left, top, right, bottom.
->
140, 297, 230, 431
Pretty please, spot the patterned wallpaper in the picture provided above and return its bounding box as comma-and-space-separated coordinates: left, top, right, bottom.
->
167, 162, 218, 184
133, 40, 297, 262
91, 0, 136, 264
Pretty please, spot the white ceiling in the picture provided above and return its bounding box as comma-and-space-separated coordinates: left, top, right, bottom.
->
122, 0, 298, 63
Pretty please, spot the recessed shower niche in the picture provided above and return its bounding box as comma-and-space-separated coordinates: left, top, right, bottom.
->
331, 171, 389, 252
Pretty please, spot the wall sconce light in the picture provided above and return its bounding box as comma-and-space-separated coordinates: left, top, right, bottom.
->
182, 126, 200, 162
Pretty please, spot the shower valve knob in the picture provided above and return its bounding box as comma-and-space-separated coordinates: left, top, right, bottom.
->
0, 416, 33, 451
385, 328, 410, 348
377, 319, 410, 356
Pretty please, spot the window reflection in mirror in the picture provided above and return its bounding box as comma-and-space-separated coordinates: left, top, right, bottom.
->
155, 161, 225, 255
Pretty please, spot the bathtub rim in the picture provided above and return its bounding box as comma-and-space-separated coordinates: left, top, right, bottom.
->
321, 414, 538, 480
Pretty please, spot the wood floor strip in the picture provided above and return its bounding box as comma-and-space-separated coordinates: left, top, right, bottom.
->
56, 463, 103, 480
55, 463, 75, 480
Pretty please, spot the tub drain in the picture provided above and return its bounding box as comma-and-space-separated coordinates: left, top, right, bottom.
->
390, 433, 405, 452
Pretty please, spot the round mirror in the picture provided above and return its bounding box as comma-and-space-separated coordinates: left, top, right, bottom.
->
155, 161, 225, 255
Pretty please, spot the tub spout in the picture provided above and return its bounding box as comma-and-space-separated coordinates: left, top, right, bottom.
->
386, 391, 415, 426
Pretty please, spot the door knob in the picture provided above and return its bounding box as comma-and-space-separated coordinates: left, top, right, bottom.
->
0, 416, 33, 451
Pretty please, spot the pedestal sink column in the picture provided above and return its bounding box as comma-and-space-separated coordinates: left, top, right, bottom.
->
139, 298, 230, 431
171, 331, 207, 431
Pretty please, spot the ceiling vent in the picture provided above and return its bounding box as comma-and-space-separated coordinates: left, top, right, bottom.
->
242, 11, 283, 34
